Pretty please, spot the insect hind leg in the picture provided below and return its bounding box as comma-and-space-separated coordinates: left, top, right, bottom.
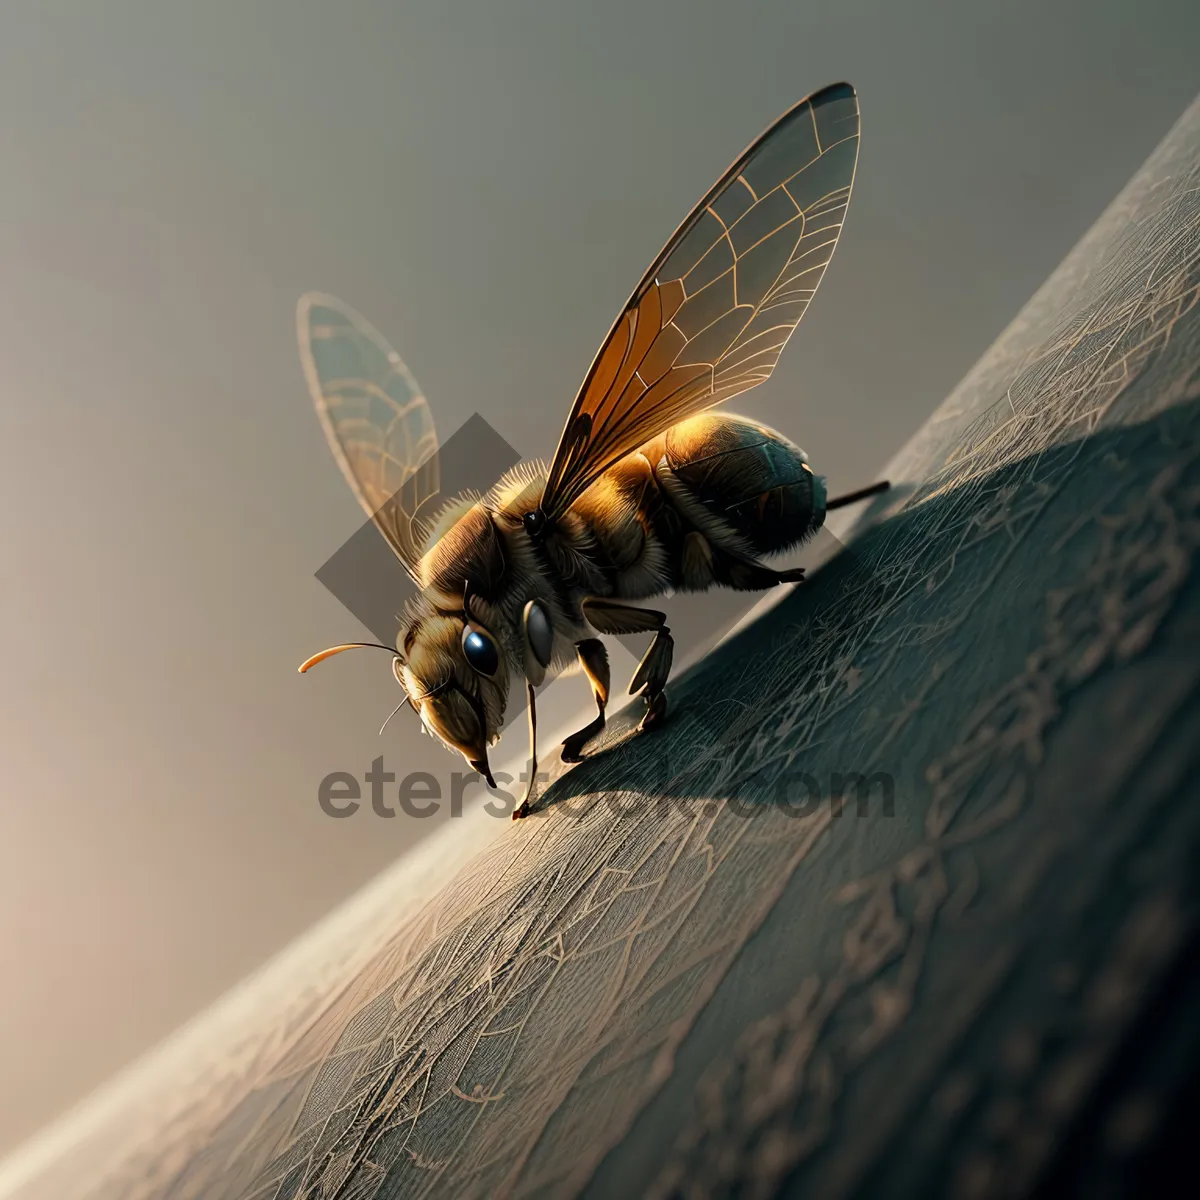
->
709, 543, 806, 591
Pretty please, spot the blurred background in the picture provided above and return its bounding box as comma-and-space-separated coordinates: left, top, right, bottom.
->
0, 0, 1196, 1159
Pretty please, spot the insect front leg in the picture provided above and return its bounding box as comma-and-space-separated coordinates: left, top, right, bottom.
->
561, 639, 609, 763
513, 681, 539, 821
581, 598, 673, 733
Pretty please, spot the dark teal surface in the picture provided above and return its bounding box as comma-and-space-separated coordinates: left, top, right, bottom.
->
25, 93, 1200, 1200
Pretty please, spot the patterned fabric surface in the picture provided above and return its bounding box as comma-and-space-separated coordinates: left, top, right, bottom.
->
2, 95, 1198, 1200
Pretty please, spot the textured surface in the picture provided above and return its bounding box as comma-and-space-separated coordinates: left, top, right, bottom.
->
3, 95, 1198, 1200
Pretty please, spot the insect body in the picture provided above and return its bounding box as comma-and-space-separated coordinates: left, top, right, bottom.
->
299, 82, 888, 818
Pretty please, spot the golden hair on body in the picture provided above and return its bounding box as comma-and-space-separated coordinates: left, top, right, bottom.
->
299, 83, 888, 818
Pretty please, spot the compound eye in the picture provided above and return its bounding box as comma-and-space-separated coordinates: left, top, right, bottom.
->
461, 626, 499, 677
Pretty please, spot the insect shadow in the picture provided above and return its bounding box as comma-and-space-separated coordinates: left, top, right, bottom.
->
515, 397, 1199, 823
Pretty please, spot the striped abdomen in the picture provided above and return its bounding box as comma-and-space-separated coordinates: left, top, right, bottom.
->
644, 413, 826, 559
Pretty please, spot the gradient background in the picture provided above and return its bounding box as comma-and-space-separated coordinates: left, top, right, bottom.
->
0, 0, 1196, 1159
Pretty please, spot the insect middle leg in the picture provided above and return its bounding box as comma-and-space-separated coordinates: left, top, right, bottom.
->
581, 597, 673, 732
561, 639, 610, 762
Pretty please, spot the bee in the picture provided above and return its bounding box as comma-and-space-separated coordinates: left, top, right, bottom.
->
299, 82, 887, 818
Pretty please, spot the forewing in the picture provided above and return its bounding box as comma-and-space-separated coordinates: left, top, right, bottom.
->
541, 82, 860, 519
298, 293, 440, 577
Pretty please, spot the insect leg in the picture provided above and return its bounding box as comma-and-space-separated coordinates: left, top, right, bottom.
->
512, 680, 539, 820
826, 479, 890, 510
708, 545, 807, 591
561, 639, 609, 762
581, 598, 673, 733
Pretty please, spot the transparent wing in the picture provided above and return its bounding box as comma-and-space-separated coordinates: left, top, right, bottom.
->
297, 293, 439, 578
541, 82, 860, 520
